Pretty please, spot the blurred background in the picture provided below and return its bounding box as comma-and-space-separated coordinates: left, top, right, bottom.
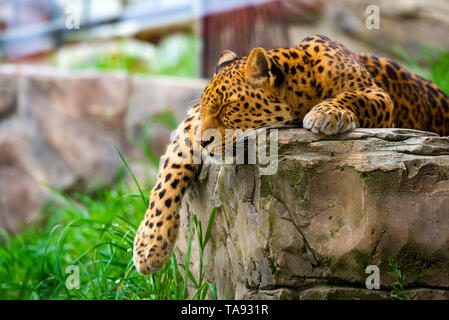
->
0, 0, 448, 299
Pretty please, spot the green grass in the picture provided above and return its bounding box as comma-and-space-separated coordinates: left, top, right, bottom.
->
387, 256, 410, 300
425, 48, 449, 94
0, 146, 219, 300
394, 44, 449, 94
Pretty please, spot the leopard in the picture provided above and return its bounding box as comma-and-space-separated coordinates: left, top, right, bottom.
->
133, 34, 449, 275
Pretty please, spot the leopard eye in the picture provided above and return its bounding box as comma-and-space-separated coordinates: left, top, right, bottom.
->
216, 102, 232, 113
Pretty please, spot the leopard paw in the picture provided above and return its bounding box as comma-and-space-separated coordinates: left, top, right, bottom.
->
133, 208, 175, 275
303, 105, 357, 135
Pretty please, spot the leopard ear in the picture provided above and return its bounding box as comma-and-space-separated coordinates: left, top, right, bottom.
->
217, 50, 237, 66
245, 47, 282, 87
214, 50, 238, 76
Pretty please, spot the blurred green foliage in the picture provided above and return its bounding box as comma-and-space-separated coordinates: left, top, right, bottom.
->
394, 45, 449, 94
52, 33, 199, 77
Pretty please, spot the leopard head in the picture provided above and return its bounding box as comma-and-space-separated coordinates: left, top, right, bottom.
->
199, 47, 295, 156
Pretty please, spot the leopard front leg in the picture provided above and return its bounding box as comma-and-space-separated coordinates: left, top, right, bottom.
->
303, 88, 394, 135
133, 105, 201, 275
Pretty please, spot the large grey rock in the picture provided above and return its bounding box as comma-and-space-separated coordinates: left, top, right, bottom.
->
176, 128, 449, 300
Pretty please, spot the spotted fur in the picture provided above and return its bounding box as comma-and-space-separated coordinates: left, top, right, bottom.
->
133, 105, 201, 274
134, 34, 449, 274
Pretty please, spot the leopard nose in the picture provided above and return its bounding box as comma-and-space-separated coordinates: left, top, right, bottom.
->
201, 136, 215, 148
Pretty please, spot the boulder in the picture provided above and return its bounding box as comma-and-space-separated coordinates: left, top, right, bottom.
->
176, 128, 449, 300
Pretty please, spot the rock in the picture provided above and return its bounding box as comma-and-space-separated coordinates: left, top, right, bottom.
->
176, 128, 449, 300
0, 167, 48, 231
0, 65, 207, 232
0, 65, 17, 118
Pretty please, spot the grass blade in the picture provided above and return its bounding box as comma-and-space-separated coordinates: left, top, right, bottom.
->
114, 144, 149, 208
182, 215, 195, 299
203, 204, 221, 248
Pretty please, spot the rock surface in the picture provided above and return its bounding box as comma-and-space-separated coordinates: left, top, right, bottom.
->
0, 64, 207, 231
177, 128, 449, 300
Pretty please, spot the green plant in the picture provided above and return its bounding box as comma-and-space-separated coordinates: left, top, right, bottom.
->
52, 33, 199, 77
394, 44, 449, 94
424, 47, 449, 94
180, 204, 222, 300
0, 181, 155, 300
387, 256, 410, 300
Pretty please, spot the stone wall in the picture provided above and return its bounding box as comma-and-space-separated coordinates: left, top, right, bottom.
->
177, 128, 449, 300
0, 64, 207, 231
